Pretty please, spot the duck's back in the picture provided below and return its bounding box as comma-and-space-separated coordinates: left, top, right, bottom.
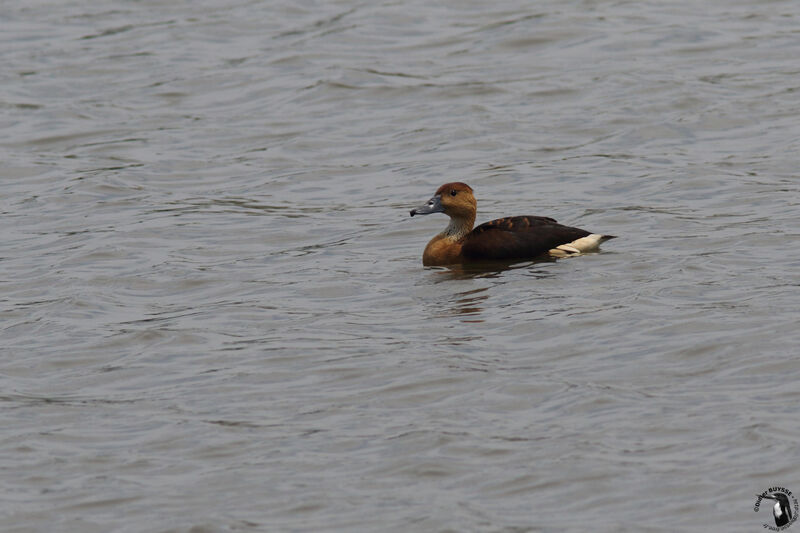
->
461, 216, 593, 261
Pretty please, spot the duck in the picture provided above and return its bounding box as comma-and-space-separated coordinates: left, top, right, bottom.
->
410, 182, 615, 266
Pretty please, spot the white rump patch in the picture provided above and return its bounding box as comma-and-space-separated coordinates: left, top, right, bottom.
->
549, 234, 609, 258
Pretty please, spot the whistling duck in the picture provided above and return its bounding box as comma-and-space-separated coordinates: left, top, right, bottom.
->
410, 182, 615, 266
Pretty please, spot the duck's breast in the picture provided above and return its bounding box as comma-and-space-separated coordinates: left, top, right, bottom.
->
422, 234, 464, 266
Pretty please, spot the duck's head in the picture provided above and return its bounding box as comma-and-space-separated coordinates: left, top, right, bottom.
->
410, 182, 476, 220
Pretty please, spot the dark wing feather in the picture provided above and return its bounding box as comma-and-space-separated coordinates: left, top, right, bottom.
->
461, 216, 591, 261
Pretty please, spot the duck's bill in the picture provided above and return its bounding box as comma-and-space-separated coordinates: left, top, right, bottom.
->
410, 195, 443, 216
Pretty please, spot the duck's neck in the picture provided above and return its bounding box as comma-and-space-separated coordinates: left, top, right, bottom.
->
440, 215, 474, 241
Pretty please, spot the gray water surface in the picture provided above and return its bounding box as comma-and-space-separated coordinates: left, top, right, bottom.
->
2, 1, 799, 531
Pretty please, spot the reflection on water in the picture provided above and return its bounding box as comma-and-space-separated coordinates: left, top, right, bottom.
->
434, 258, 560, 279
430, 286, 489, 321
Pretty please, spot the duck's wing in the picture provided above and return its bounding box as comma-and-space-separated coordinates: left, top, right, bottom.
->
461, 216, 592, 261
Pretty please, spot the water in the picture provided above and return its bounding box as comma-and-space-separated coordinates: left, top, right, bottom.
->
2, 1, 799, 531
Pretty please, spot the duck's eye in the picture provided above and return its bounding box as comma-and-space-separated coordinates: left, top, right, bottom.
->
450, 190, 457, 196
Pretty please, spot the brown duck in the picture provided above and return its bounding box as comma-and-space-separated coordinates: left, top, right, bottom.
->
410, 182, 615, 266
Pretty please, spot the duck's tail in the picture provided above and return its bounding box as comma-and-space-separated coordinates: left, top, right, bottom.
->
550, 234, 616, 257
